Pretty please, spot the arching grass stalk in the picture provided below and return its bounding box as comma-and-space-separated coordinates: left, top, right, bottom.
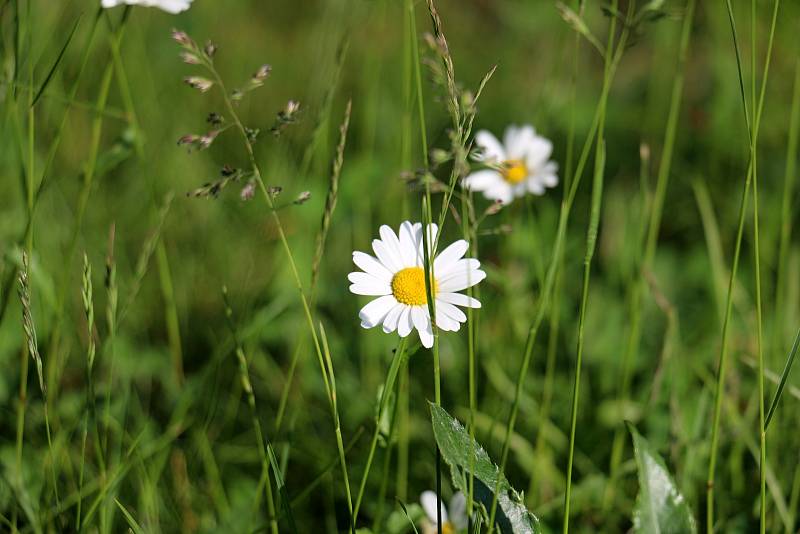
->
197, 56, 352, 516
562, 137, 606, 534
486, 5, 635, 531
604, 0, 696, 508
706, 1, 780, 530
352, 337, 409, 527
318, 323, 355, 530
529, 10, 583, 502
774, 59, 800, 356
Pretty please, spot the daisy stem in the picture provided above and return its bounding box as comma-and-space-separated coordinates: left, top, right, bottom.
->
460, 186, 479, 523
604, 0, 695, 509
487, 5, 634, 532
352, 336, 408, 527
707, 1, 778, 529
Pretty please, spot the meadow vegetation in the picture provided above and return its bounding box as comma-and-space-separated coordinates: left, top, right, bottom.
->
1, 0, 799, 532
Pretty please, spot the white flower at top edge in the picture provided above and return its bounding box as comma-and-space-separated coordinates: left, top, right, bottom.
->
420, 490, 468, 534
348, 221, 485, 349
101, 0, 193, 14
463, 124, 558, 205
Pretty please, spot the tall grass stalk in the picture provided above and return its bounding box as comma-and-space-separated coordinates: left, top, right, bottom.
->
488, 6, 634, 531
706, 0, 780, 529
562, 0, 622, 526
318, 322, 355, 529
604, 0, 696, 507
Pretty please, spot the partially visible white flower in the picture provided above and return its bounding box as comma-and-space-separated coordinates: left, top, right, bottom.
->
348, 221, 485, 349
463, 124, 558, 205
101, 0, 193, 14
420, 491, 468, 534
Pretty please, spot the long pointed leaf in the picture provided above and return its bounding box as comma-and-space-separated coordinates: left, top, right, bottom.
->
627, 423, 697, 534
430, 403, 541, 534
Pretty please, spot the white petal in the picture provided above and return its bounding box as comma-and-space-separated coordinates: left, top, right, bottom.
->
382, 304, 404, 333
378, 225, 405, 268
436, 300, 467, 323
372, 239, 402, 273
421, 491, 447, 524
526, 178, 546, 195
358, 296, 397, 328
433, 240, 469, 274
463, 169, 504, 192
411, 306, 428, 331
418, 323, 434, 348
481, 181, 514, 204
436, 258, 481, 280
397, 306, 413, 337
449, 492, 468, 530
504, 124, 535, 160
473, 130, 505, 163
539, 173, 558, 188
417, 223, 439, 261
434, 306, 460, 331
438, 269, 487, 292
348, 273, 391, 296
524, 136, 553, 169
437, 292, 481, 309
412, 306, 434, 348
156, 0, 192, 12
398, 221, 419, 267
352, 251, 393, 282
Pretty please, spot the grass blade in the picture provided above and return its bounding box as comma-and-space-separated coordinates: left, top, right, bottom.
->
31, 12, 83, 108
765, 328, 800, 430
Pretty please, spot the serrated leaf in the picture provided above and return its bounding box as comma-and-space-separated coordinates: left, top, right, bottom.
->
627, 423, 697, 534
429, 403, 541, 534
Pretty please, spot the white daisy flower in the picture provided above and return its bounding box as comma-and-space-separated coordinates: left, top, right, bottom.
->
420, 490, 468, 534
348, 221, 485, 349
101, 0, 193, 14
463, 124, 558, 205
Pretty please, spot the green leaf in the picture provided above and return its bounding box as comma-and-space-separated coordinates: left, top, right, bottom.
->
627, 423, 697, 534
429, 403, 541, 534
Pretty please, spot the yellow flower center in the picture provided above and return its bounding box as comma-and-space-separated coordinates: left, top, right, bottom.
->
391, 267, 434, 306
442, 521, 456, 534
501, 159, 527, 184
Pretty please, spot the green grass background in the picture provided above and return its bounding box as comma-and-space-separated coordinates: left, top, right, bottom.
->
1, 0, 800, 532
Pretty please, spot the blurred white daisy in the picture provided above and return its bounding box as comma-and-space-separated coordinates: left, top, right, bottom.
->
463, 124, 558, 204
101, 0, 193, 14
420, 490, 468, 534
348, 221, 485, 349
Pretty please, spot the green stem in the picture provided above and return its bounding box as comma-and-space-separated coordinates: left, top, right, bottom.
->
605, 0, 696, 507
707, 1, 779, 529
487, 7, 633, 532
